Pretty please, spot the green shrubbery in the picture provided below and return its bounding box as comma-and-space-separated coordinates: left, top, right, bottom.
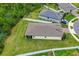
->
0, 3, 42, 54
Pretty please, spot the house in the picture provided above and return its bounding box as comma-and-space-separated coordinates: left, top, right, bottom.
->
39, 9, 63, 23
58, 3, 76, 13
25, 22, 64, 40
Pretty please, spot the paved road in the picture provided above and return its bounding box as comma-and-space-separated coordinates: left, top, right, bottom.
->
68, 17, 79, 42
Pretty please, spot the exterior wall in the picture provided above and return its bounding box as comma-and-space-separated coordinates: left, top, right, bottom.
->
32, 36, 62, 40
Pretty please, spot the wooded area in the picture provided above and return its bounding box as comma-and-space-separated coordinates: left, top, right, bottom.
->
0, 3, 42, 54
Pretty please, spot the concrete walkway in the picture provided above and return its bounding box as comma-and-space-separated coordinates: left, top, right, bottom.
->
17, 46, 79, 56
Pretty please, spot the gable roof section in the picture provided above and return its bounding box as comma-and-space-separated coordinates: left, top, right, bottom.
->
39, 9, 63, 21
26, 22, 63, 37
58, 3, 76, 12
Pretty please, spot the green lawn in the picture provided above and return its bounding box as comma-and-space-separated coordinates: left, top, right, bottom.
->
32, 52, 49, 56
72, 3, 79, 8
33, 49, 79, 56
1, 19, 79, 56
64, 13, 75, 21
61, 23, 68, 28
47, 3, 59, 10
27, 7, 43, 19
55, 49, 79, 56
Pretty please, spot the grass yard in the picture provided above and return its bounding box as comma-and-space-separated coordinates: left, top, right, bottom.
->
47, 3, 59, 10
55, 49, 79, 56
1, 19, 79, 56
27, 7, 43, 19
72, 3, 79, 8
61, 23, 68, 28
32, 51, 54, 56
75, 34, 79, 39
32, 52, 49, 56
64, 13, 75, 21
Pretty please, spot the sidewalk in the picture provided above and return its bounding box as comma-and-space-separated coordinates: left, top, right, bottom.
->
17, 46, 79, 56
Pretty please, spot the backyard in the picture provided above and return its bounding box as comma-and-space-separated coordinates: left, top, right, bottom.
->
72, 3, 79, 8
27, 7, 43, 19
55, 49, 79, 56
46, 3, 59, 10
32, 49, 79, 56
1, 19, 79, 56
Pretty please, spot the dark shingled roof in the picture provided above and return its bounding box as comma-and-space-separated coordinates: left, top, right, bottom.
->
58, 3, 76, 12
39, 9, 63, 22
26, 22, 64, 37
74, 20, 79, 35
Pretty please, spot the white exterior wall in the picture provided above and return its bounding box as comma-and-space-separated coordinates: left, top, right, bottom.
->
32, 36, 62, 40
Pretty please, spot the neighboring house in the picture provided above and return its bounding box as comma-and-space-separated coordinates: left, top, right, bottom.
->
39, 9, 63, 23
25, 22, 64, 40
58, 3, 76, 13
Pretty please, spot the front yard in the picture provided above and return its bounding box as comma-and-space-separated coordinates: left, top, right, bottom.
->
64, 13, 75, 21
1, 19, 79, 56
